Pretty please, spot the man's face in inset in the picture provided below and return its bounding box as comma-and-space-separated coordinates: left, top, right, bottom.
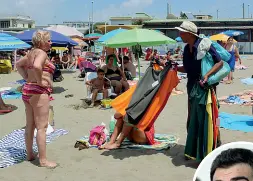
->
213, 163, 253, 181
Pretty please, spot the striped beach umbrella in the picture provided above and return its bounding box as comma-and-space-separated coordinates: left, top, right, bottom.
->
0, 33, 31, 51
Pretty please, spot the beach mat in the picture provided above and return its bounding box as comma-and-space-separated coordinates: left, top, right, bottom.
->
219, 112, 253, 132
77, 134, 179, 150
0, 129, 68, 168
241, 78, 253, 85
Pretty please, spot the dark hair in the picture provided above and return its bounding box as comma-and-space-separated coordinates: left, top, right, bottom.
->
123, 56, 129, 61
227, 36, 234, 41
97, 69, 104, 74
210, 148, 253, 181
107, 54, 114, 60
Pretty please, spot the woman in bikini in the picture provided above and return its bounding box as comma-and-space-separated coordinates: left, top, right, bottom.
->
16, 30, 58, 168
102, 54, 129, 95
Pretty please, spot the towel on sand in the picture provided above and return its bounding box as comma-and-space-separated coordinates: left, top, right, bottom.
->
241, 78, 253, 85
0, 129, 68, 168
77, 134, 179, 150
219, 112, 253, 132
1, 91, 22, 99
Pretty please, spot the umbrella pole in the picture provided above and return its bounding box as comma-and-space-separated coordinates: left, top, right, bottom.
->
14, 50, 17, 71
137, 52, 141, 79
121, 48, 124, 73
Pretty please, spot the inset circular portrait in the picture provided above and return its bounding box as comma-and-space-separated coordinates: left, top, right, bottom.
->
193, 142, 253, 181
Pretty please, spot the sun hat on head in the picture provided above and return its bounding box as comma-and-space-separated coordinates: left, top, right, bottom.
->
175, 21, 199, 37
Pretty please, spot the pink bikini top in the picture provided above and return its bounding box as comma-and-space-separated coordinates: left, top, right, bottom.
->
27, 52, 55, 74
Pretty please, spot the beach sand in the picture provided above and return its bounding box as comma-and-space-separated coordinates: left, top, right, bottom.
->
0, 56, 252, 181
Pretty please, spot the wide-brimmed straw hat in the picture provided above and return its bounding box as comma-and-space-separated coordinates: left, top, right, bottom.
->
175, 21, 199, 37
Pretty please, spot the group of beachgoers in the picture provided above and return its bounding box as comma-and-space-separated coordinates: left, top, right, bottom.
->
0, 20, 244, 169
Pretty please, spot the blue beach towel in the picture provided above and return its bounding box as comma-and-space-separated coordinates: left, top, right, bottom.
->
0, 129, 68, 168
1, 91, 22, 99
219, 112, 253, 132
241, 78, 253, 85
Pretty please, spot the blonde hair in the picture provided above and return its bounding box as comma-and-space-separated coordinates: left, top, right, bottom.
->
32, 30, 51, 48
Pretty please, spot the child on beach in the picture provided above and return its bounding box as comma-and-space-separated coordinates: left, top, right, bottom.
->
86, 69, 109, 107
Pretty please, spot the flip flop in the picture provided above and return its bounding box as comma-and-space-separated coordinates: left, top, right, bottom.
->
0, 109, 12, 114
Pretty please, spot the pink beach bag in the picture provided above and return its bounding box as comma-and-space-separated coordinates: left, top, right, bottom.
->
89, 125, 106, 147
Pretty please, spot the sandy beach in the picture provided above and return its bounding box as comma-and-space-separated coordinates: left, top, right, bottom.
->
0, 56, 252, 181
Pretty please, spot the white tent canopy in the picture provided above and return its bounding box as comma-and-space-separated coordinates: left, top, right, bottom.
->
44, 25, 84, 38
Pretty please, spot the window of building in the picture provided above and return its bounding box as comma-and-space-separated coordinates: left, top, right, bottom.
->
236, 30, 249, 42
0, 21, 10, 28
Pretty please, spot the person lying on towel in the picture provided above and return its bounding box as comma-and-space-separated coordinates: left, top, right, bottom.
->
100, 112, 155, 150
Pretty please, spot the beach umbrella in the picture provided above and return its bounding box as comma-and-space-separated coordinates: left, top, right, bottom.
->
210, 34, 237, 43
16, 30, 78, 47
97, 28, 127, 43
83, 33, 102, 40
44, 25, 84, 37
72, 37, 88, 47
175, 37, 183, 42
220, 30, 244, 37
0, 33, 31, 51
104, 28, 176, 48
104, 28, 176, 78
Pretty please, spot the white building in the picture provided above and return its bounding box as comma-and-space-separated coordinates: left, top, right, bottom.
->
110, 13, 153, 25
47, 21, 89, 34
0, 15, 35, 31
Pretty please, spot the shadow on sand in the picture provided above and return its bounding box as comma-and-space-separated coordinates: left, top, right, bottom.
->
61, 70, 76, 74
52, 86, 67, 94
100, 144, 199, 169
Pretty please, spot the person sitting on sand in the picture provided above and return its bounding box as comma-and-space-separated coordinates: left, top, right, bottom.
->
60, 51, 71, 69
86, 69, 110, 107
100, 112, 154, 150
0, 94, 13, 114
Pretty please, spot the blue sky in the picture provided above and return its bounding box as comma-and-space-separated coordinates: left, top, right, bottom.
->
0, 0, 252, 25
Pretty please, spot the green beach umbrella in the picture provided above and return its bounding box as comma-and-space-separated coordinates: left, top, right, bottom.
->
104, 28, 176, 78
104, 28, 176, 48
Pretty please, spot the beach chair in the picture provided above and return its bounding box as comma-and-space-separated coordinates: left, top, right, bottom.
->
85, 72, 116, 100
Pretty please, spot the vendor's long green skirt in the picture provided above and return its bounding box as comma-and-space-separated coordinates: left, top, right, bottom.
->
185, 83, 219, 161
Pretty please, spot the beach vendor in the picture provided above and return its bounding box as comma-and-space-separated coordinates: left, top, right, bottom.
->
225, 36, 242, 84
16, 30, 58, 168
176, 21, 223, 161
0, 94, 13, 114
102, 54, 129, 95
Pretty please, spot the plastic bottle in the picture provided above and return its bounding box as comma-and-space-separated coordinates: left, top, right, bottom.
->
109, 116, 116, 135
